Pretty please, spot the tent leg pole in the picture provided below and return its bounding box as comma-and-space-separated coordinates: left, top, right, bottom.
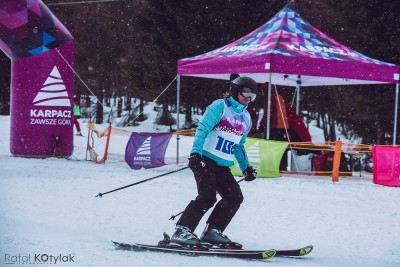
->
176, 75, 181, 164
296, 75, 301, 115
266, 72, 272, 140
393, 83, 399, 145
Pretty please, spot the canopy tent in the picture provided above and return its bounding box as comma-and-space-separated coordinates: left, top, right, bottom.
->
176, 2, 400, 144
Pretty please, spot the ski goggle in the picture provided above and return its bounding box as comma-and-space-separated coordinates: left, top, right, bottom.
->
240, 87, 257, 102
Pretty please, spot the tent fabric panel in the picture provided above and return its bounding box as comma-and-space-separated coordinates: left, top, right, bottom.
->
270, 55, 400, 84
178, 54, 270, 76
178, 53, 399, 85
178, 72, 391, 87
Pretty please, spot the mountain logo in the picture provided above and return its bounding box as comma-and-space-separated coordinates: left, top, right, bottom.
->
32, 66, 71, 107
247, 141, 261, 171
136, 137, 152, 155
247, 141, 260, 163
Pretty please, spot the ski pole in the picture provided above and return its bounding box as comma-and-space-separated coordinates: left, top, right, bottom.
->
95, 166, 189, 198
169, 178, 245, 220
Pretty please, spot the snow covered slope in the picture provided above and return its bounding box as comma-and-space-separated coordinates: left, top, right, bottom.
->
0, 115, 399, 267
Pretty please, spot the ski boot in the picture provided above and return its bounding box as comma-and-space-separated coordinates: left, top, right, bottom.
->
170, 225, 207, 250
200, 224, 242, 249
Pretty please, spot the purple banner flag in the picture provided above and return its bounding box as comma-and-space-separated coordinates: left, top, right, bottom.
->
125, 133, 173, 169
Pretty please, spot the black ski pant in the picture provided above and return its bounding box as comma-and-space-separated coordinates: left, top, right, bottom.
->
177, 156, 243, 233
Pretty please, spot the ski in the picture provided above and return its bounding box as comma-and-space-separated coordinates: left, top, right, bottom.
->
162, 232, 313, 258
112, 241, 276, 260
208, 245, 313, 257
113, 232, 313, 260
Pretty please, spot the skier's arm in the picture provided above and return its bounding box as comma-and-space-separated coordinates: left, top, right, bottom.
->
234, 119, 252, 172
191, 100, 224, 155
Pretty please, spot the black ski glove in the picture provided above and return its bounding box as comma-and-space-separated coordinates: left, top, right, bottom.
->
188, 153, 206, 172
243, 166, 257, 182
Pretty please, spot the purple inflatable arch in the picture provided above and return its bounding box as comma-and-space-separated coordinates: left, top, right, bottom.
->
0, 0, 75, 157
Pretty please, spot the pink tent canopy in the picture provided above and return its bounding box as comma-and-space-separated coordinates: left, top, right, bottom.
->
176, 3, 400, 143
178, 3, 399, 86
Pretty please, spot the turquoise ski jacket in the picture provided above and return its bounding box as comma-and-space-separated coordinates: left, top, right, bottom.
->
191, 96, 252, 172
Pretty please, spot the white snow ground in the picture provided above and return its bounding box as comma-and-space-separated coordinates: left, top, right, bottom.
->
1, 113, 399, 267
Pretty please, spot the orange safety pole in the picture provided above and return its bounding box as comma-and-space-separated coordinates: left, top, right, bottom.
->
332, 140, 343, 182
102, 124, 112, 163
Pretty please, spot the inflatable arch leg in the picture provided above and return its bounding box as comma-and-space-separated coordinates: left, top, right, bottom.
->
0, 0, 75, 157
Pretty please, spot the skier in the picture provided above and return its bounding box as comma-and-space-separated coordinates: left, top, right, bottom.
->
171, 76, 258, 249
